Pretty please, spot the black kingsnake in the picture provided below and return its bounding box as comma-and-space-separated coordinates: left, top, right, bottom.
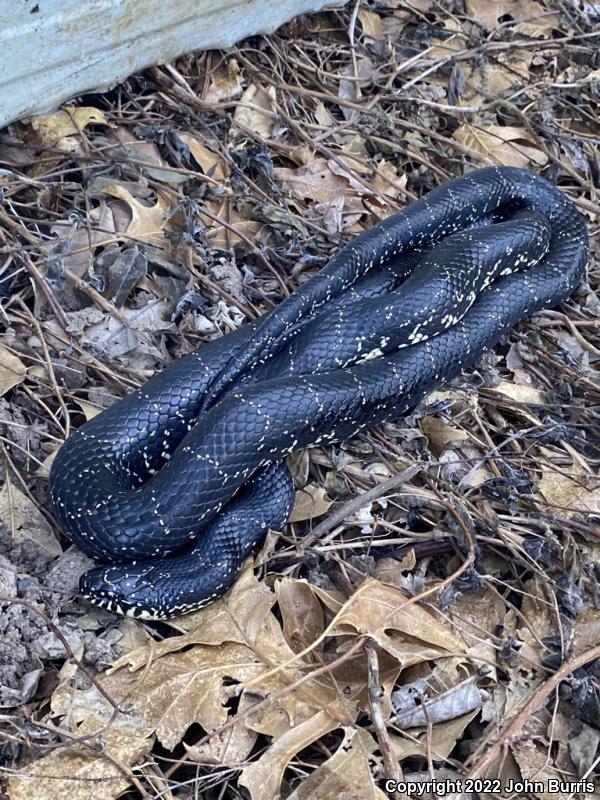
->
49, 166, 588, 619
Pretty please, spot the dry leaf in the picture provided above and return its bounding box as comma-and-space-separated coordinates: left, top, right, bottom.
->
460, 51, 533, 107
332, 578, 466, 664
358, 9, 384, 40
49, 202, 115, 278
197, 199, 261, 248
112, 127, 185, 184
275, 158, 358, 204
453, 124, 548, 168
276, 578, 325, 653
285, 727, 388, 800
23, 565, 475, 798
465, 0, 559, 37
314, 101, 335, 128
538, 468, 600, 518
234, 84, 276, 138
184, 691, 259, 765
106, 564, 354, 749
28, 106, 108, 150
107, 246, 148, 307
74, 399, 104, 421
239, 711, 339, 800
390, 710, 479, 761
394, 680, 483, 727
204, 58, 244, 102
36, 448, 58, 480
84, 300, 169, 361
340, 134, 371, 173
489, 380, 546, 405
176, 132, 228, 180
0, 344, 27, 396
7, 723, 153, 800
512, 740, 566, 800
371, 160, 407, 198
421, 416, 469, 457
0, 477, 62, 558
288, 484, 333, 523
103, 184, 170, 248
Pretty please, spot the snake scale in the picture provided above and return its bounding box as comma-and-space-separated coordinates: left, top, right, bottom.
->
49, 166, 588, 619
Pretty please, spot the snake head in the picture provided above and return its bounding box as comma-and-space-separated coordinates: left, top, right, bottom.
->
79, 562, 170, 620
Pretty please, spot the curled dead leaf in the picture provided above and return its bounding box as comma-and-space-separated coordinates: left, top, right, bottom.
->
28, 106, 108, 150
453, 124, 548, 168
421, 416, 469, 457
331, 578, 466, 663
176, 132, 228, 180
489, 380, 546, 405
288, 484, 333, 523
234, 84, 276, 138
103, 184, 170, 249
0, 344, 27, 396
538, 468, 600, 518
7, 723, 153, 800
0, 477, 62, 558
204, 58, 244, 103
465, 0, 559, 37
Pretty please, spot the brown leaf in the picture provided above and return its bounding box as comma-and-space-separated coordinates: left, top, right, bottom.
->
73, 399, 103, 421
7, 722, 153, 800
0, 344, 27, 396
204, 58, 244, 102
275, 578, 325, 654
331, 578, 466, 663
49, 202, 115, 279
239, 711, 339, 800
288, 484, 333, 523
108, 564, 355, 750
512, 740, 566, 800
421, 416, 469, 457
176, 133, 228, 180
0, 477, 62, 558
198, 199, 261, 248
103, 184, 170, 248
183, 690, 259, 765
371, 160, 407, 199
489, 379, 546, 405
234, 84, 276, 138
461, 51, 533, 107
275, 157, 361, 204
390, 710, 479, 761
112, 127, 186, 184
453, 124, 548, 168
28, 106, 108, 150
538, 468, 600, 518
465, 0, 560, 37
358, 10, 384, 40
285, 727, 388, 799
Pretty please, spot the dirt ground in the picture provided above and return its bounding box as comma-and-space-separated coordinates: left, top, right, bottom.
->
0, 1, 599, 799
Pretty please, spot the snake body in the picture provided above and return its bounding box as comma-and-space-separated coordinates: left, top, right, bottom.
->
49, 166, 588, 619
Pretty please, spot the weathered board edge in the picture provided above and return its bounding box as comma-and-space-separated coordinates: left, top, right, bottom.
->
0, 0, 348, 128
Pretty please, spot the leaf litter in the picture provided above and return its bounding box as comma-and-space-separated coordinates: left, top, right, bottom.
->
0, 2, 599, 798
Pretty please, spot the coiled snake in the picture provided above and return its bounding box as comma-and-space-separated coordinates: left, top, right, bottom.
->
49, 166, 588, 619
